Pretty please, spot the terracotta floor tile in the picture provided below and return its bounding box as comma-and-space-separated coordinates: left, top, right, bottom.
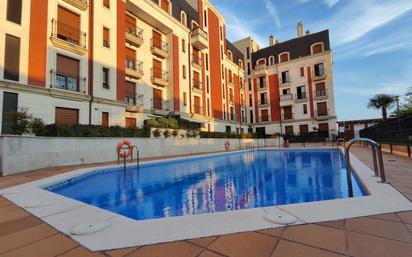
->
316, 220, 345, 229
258, 227, 284, 237
369, 213, 401, 222
347, 231, 412, 257
207, 232, 278, 257
0, 215, 42, 237
198, 250, 224, 257
129, 241, 202, 257
0, 233, 77, 257
104, 247, 139, 257
58, 247, 105, 257
397, 211, 412, 225
0, 224, 57, 254
281, 224, 346, 254
345, 217, 412, 243
271, 240, 345, 257
188, 236, 217, 247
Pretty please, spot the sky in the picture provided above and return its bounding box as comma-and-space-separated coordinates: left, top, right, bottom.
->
211, 0, 412, 121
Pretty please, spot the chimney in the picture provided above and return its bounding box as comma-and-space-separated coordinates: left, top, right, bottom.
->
269, 35, 275, 46
297, 21, 304, 37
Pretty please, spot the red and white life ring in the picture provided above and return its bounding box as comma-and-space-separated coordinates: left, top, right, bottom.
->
224, 140, 230, 150
117, 140, 133, 158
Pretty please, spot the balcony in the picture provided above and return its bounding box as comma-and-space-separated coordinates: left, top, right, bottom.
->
151, 38, 168, 58
192, 54, 202, 70
279, 78, 291, 87
151, 99, 170, 115
259, 99, 269, 107
313, 68, 327, 81
151, 68, 168, 87
192, 79, 203, 94
315, 109, 330, 120
254, 64, 267, 77
50, 70, 85, 94
282, 113, 294, 122
314, 89, 328, 100
295, 93, 308, 103
191, 28, 208, 50
280, 94, 294, 107
50, 19, 87, 55
125, 26, 143, 47
258, 82, 268, 91
125, 59, 143, 79
63, 0, 88, 11
126, 95, 144, 113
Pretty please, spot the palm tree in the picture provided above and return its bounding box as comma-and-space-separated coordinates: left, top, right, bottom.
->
367, 94, 395, 120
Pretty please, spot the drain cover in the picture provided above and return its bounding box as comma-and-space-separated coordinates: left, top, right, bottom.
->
70, 221, 110, 235
263, 209, 298, 225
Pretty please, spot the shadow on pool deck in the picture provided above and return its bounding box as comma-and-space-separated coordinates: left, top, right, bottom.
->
0, 145, 412, 257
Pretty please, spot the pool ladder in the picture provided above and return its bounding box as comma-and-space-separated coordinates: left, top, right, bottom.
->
343, 138, 386, 197
117, 145, 140, 169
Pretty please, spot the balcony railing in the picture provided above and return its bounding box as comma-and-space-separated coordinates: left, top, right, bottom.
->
151, 68, 168, 87
50, 19, 87, 54
192, 79, 202, 90
295, 92, 307, 101
125, 24, 143, 47
50, 70, 85, 93
259, 99, 269, 106
282, 113, 294, 121
315, 89, 328, 99
125, 58, 143, 79
151, 99, 169, 112
151, 38, 168, 58
280, 94, 293, 101
316, 109, 329, 117
125, 96, 136, 106
313, 67, 327, 81
258, 82, 267, 90
63, 0, 88, 11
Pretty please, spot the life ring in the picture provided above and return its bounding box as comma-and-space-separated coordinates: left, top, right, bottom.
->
224, 140, 230, 150
117, 140, 132, 158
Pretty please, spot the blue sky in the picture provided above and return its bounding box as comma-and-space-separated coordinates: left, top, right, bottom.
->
211, 0, 412, 121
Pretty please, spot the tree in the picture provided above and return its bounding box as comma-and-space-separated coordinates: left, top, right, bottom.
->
398, 87, 412, 116
367, 94, 395, 120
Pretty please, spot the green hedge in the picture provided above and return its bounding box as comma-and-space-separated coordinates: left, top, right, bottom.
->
199, 132, 253, 139
46, 124, 150, 137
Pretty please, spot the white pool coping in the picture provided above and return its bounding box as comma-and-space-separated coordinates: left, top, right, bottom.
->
1, 147, 412, 251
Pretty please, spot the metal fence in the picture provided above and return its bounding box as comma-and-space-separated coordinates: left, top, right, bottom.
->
359, 115, 412, 145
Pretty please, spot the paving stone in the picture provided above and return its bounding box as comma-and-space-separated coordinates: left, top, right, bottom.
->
257, 227, 284, 237
129, 241, 202, 257
271, 240, 345, 257
0, 215, 42, 237
58, 247, 105, 257
104, 247, 139, 257
188, 236, 217, 247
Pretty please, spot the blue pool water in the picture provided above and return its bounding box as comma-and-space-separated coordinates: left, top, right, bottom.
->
47, 149, 365, 221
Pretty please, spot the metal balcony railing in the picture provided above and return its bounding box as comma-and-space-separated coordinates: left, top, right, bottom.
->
125, 58, 143, 73
50, 70, 85, 93
151, 67, 168, 80
126, 24, 143, 40
51, 19, 87, 48
192, 79, 202, 90
151, 38, 168, 52
259, 98, 269, 106
315, 89, 327, 97
314, 67, 326, 77
192, 54, 202, 66
315, 108, 329, 117
295, 92, 307, 100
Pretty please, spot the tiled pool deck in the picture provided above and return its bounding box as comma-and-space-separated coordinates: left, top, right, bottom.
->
0, 145, 412, 257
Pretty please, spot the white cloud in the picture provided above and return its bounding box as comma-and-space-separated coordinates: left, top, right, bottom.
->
263, 0, 281, 28
324, 0, 339, 7
311, 0, 412, 46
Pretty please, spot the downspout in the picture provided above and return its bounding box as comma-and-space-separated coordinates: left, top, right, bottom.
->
188, 30, 193, 115
88, 0, 94, 125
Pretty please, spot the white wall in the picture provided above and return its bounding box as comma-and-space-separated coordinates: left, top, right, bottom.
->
0, 136, 281, 176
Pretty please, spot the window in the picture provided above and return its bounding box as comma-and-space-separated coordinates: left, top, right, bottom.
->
229, 88, 234, 102
103, 0, 110, 8
193, 71, 200, 88
180, 11, 187, 26
222, 83, 225, 99
228, 70, 233, 83
259, 77, 265, 88
125, 47, 136, 69
227, 50, 232, 61
312, 43, 323, 54
241, 110, 245, 123
248, 78, 252, 91
55, 54, 80, 92
7, 0, 22, 24
191, 21, 199, 30
103, 27, 110, 47
314, 63, 325, 77
102, 68, 109, 88
281, 71, 290, 84
230, 106, 235, 120
279, 53, 289, 62
205, 53, 209, 70
261, 109, 269, 122
249, 94, 253, 107
250, 110, 254, 123
102, 112, 109, 127
4, 34, 20, 81
183, 92, 187, 106
206, 76, 210, 93
220, 45, 223, 60
260, 93, 267, 105
247, 63, 251, 75
299, 125, 309, 136
283, 106, 293, 120
345, 123, 350, 130
300, 67, 304, 77
160, 0, 170, 13
282, 88, 291, 95
125, 118, 136, 128
55, 107, 79, 126
246, 47, 250, 59
57, 6, 81, 45
153, 88, 162, 109
303, 104, 307, 114
269, 56, 275, 65
315, 82, 326, 96
2, 92, 18, 134
207, 98, 210, 116
125, 81, 136, 105
238, 60, 243, 69
317, 102, 328, 116
182, 39, 186, 53
296, 86, 306, 99
182, 65, 186, 79
220, 26, 223, 41
223, 104, 226, 119
204, 10, 208, 27
152, 59, 162, 79
221, 64, 224, 78
194, 96, 201, 114
285, 126, 293, 136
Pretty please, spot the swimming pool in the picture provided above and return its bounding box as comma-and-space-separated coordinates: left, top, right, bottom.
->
47, 149, 365, 221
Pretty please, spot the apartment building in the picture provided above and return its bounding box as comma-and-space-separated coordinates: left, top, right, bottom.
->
0, 1, 336, 137
0, 0, 247, 134
235, 22, 337, 138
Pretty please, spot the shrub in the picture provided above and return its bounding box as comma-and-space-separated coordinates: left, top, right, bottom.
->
146, 118, 159, 128
163, 129, 170, 138
172, 129, 179, 138
29, 117, 47, 136
152, 128, 161, 138
158, 117, 169, 128
10, 108, 32, 135
167, 117, 178, 129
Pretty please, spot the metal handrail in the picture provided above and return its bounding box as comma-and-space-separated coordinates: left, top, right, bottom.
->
344, 138, 386, 197
130, 146, 139, 167
336, 138, 345, 148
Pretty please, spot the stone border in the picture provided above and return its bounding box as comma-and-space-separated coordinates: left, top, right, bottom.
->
1, 148, 411, 251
